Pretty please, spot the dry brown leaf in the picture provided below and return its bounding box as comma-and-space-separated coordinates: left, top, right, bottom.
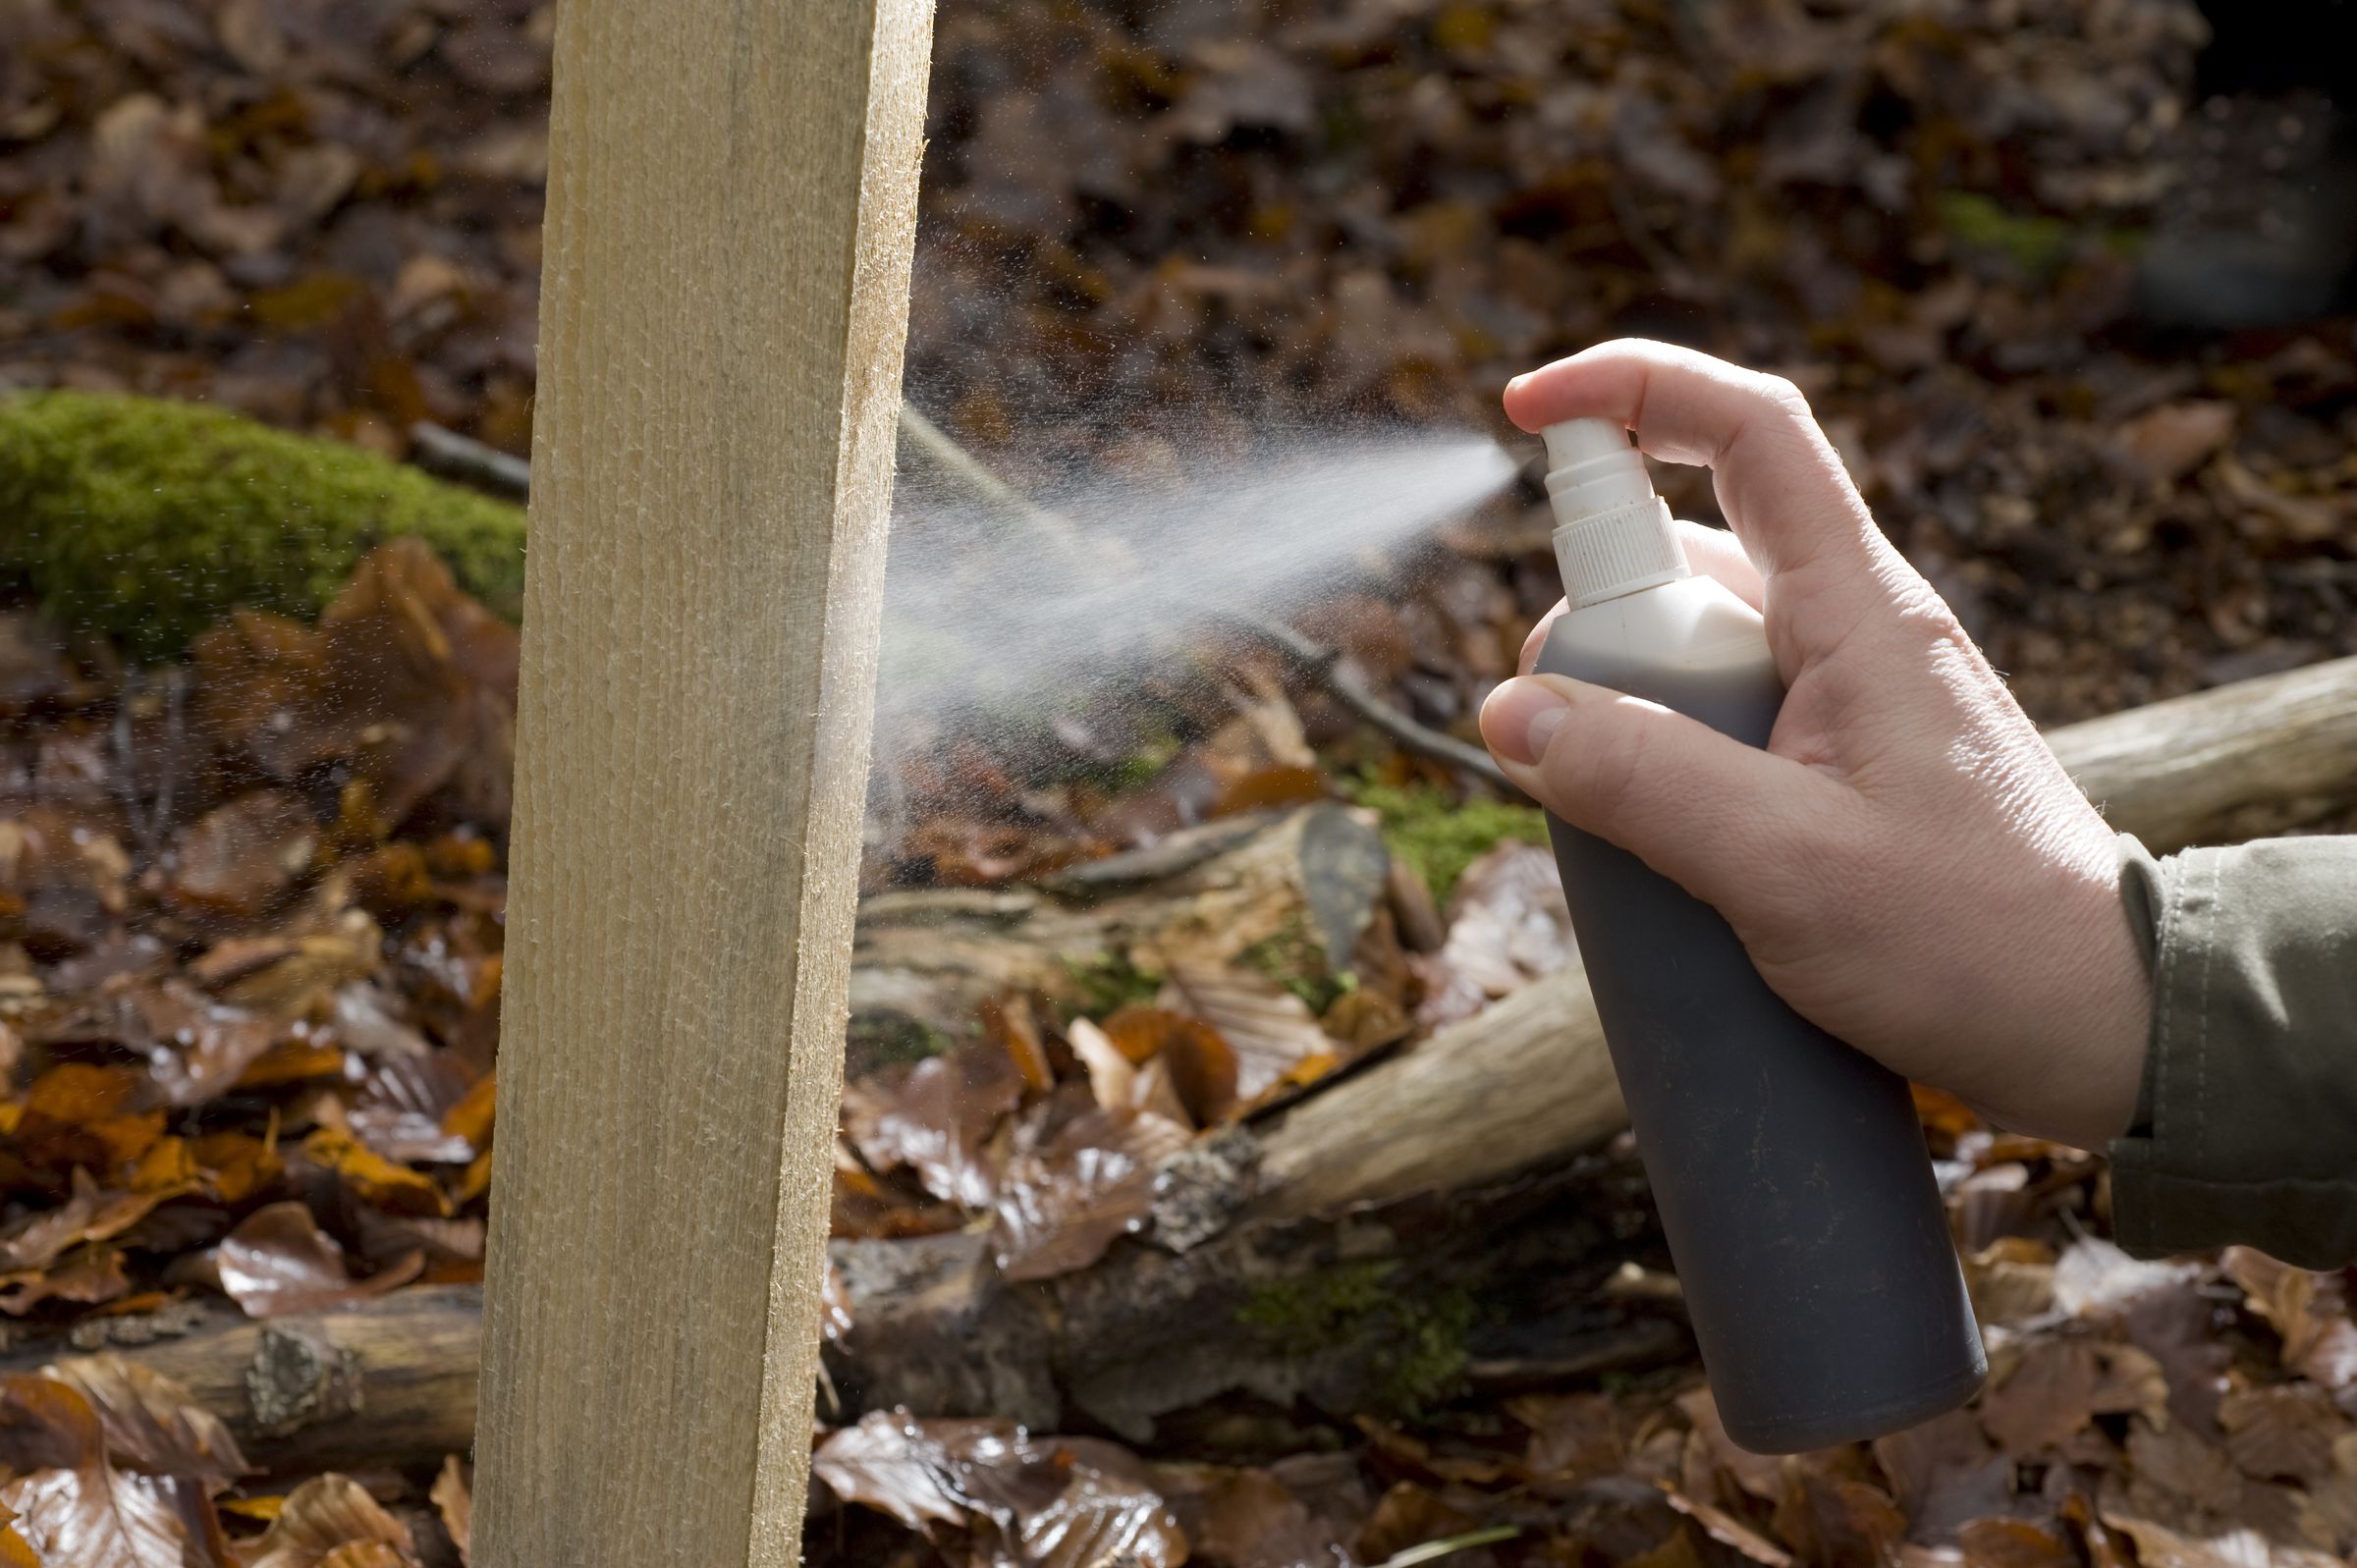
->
39, 1355, 250, 1493
1508, 1392, 1624, 1484
0, 1168, 172, 1275
438, 1074, 496, 1150
430, 1457, 470, 1566
1663, 1486, 1793, 1567
1101, 1006, 1237, 1124
1956, 1516, 2078, 1568
2219, 1385, 2345, 1486
240, 1474, 418, 1568
1409, 840, 1573, 1028
2222, 1248, 2357, 1392
210, 1202, 422, 1319
1981, 1337, 2100, 1453
1160, 963, 1335, 1107
300, 1129, 452, 1218
2118, 401, 2237, 481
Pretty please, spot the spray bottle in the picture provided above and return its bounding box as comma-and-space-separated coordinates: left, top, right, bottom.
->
1530, 419, 1984, 1453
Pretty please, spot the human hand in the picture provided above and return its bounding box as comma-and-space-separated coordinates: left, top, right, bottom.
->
1479, 341, 2149, 1150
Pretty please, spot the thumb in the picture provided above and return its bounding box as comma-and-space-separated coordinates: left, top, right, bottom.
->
1480, 675, 1835, 908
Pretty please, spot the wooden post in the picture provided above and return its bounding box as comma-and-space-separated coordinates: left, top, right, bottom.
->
470, 2, 933, 1564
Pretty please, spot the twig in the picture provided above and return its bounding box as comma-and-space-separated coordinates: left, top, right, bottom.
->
408, 421, 531, 500
408, 409, 1513, 790
1234, 613, 1517, 794
1372, 1526, 1522, 1568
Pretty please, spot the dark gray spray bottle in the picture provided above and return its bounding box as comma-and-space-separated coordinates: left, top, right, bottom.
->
1529, 419, 1984, 1453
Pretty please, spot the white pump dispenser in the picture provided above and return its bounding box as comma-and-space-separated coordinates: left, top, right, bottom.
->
1542, 419, 1690, 609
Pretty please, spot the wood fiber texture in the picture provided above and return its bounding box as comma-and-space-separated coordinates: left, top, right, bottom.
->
470, 2, 935, 1564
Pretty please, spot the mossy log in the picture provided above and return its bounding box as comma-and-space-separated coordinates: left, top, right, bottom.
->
0, 392, 527, 658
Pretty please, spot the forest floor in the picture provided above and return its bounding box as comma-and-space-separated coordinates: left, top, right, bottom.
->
2, 1, 2357, 1565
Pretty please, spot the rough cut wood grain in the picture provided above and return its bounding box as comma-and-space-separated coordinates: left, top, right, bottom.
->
1251, 653, 2357, 1217
469, 2, 934, 1565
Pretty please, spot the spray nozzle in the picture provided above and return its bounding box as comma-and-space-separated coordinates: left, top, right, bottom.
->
1538, 418, 1690, 609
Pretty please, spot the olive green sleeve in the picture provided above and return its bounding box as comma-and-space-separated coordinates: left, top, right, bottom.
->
2107, 834, 2357, 1269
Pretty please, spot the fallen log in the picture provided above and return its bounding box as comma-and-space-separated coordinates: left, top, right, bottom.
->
850, 802, 1398, 1042
8, 657, 2352, 1464
1249, 653, 2357, 1217
0, 1286, 480, 1474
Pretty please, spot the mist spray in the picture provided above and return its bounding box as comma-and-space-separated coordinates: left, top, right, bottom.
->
1529, 420, 1985, 1453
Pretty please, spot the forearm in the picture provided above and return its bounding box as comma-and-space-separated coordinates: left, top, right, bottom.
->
2108, 834, 2357, 1268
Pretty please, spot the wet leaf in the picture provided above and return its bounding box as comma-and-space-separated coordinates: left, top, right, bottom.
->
812, 1411, 1186, 1568
151, 791, 317, 919
0, 1375, 222, 1568
992, 1105, 1191, 1282
209, 1202, 422, 1319
39, 1356, 250, 1493
843, 1035, 1028, 1209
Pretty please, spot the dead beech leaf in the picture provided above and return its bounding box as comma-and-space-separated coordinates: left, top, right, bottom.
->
0, 1168, 171, 1275
1160, 963, 1335, 1107
241, 1474, 418, 1568
1963, 1235, 2058, 1327
2218, 1385, 2344, 1485
1410, 840, 1573, 1028
301, 1129, 453, 1217
1770, 1470, 1907, 1568
151, 790, 317, 919
39, 1356, 250, 1493
0, 1243, 131, 1316
992, 1105, 1192, 1282
119, 982, 278, 1109
1980, 1337, 2099, 1453
843, 1036, 1027, 1209
1955, 1516, 2078, 1568
2099, 1510, 2337, 1568
812, 1410, 1186, 1568
0, 1375, 220, 1568
1663, 1486, 1793, 1568
1508, 1392, 1624, 1484
439, 1074, 495, 1149
430, 1457, 470, 1566
1101, 1006, 1236, 1124
2053, 1235, 2199, 1319
2222, 1248, 2357, 1392
211, 1202, 422, 1319
2118, 401, 2236, 482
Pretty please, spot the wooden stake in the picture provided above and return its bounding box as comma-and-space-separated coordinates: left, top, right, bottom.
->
470, 1, 933, 1562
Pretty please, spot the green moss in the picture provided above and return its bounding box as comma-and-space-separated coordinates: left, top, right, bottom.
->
1063, 950, 1166, 1017
1237, 1261, 1475, 1416
0, 391, 528, 658
1237, 915, 1356, 1013
1938, 192, 2143, 278
1344, 778, 1545, 904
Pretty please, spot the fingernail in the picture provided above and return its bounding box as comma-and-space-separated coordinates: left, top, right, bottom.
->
1506, 372, 1528, 394
1484, 677, 1569, 766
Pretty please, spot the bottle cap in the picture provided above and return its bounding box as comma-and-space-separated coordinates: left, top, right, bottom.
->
1540, 418, 1689, 609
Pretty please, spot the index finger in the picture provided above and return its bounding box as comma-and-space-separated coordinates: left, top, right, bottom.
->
1505, 339, 1895, 594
